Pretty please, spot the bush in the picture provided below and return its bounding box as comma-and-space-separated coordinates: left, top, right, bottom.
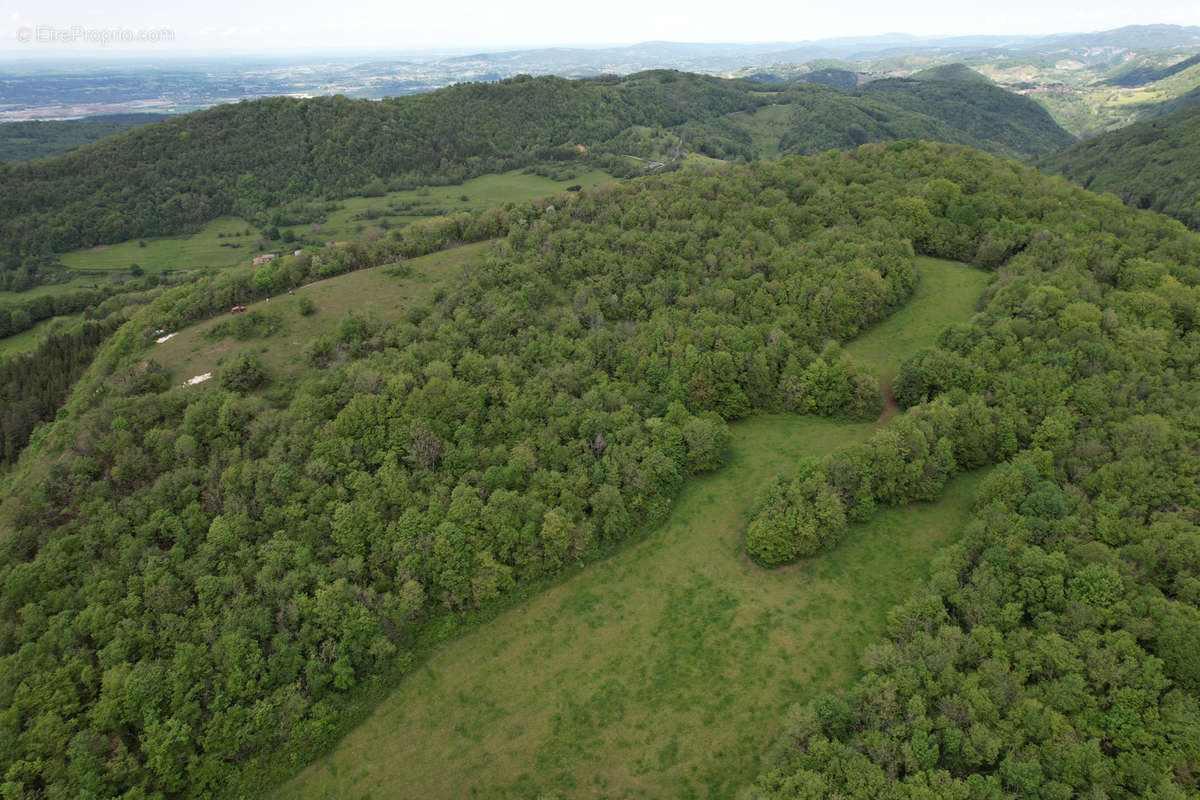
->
220, 354, 267, 392
746, 512, 797, 567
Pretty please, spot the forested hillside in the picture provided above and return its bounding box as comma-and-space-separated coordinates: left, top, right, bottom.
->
2, 142, 1198, 798
0, 319, 118, 466
857, 78, 1075, 157
1103, 52, 1200, 87
0, 153, 911, 797
0, 69, 1072, 285
1144, 84, 1200, 118
777, 77, 1074, 159
0, 114, 170, 163
0, 71, 758, 279
747, 143, 1200, 800
1040, 104, 1200, 229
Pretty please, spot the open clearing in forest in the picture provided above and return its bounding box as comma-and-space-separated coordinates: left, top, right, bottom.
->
278, 417, 985, 800
56, 168, 610, 276
844, 255, 991, 387
276, 257, 992, 799
151, 241, 491, 385
3, 168, 609, 355
0, 314, 84, 359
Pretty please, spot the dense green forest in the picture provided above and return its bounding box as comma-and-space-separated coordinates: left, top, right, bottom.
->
0, 152, 908, 797
746, 144, 1200, 799
0, 69, 1071, 286
776, 77, 1073, 160
1040, 103, 1200, 229
2, 141, 1199, 798
0, 318, 118, 467
0, 115, 170, 164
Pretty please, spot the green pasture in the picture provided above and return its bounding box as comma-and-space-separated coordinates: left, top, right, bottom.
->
59, 215, 255, 274
57, 169, 612, 277
150, 241, 490, 386
845, 255, 992, 386
274, 256, 994, 799
729, 103, 795, 159
278, 416, 985, 799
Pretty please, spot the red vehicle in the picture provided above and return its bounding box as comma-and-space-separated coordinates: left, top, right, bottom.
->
231, 305, 247, 313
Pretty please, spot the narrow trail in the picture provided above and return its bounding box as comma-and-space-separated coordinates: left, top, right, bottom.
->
876, 379, 900, 426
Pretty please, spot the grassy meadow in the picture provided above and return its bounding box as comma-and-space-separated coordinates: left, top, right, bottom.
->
4, 168, 610, 360
0, 275, 121, 305
296, 168, 613, 246
151, 241, 491, 385
274, 257, 994, 799
59, 215, 258, 275
56, 169, 611, 276
277, 416, 985, 800
845, 255, 991, 385
728, 103, 796, 160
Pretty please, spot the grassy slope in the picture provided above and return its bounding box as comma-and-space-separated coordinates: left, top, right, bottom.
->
288, 168, 612, 244
1, 168, 609, 362
0, 275, 120, 304
0, 314, 83, 359
59, 216, 255, 274
151, 241, 492, 384
727, 104, 795, 159
278, 418, 984, 800
275, 257, 991, 799
845, 255, 991, 386
57, 169, 610, 275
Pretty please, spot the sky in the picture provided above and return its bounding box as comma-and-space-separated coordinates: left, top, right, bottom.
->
3, 0, 1200, 56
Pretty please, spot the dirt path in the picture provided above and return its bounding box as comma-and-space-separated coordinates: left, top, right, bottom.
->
876, 379, 900, 426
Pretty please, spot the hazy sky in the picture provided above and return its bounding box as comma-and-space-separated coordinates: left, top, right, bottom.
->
3, 0, 1200, 55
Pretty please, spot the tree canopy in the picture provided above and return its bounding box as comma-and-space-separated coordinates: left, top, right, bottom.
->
1040, 103, 1200, 229
3, 140, 1198, 798
0, 70, 1073, 284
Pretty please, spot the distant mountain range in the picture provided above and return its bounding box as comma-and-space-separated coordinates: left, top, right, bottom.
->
439, 25, 1200, 74
333, 27, 1200, 91
2, 24, 1198, 122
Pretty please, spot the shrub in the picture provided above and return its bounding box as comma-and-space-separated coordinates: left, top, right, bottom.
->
220, 354, 267, 392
